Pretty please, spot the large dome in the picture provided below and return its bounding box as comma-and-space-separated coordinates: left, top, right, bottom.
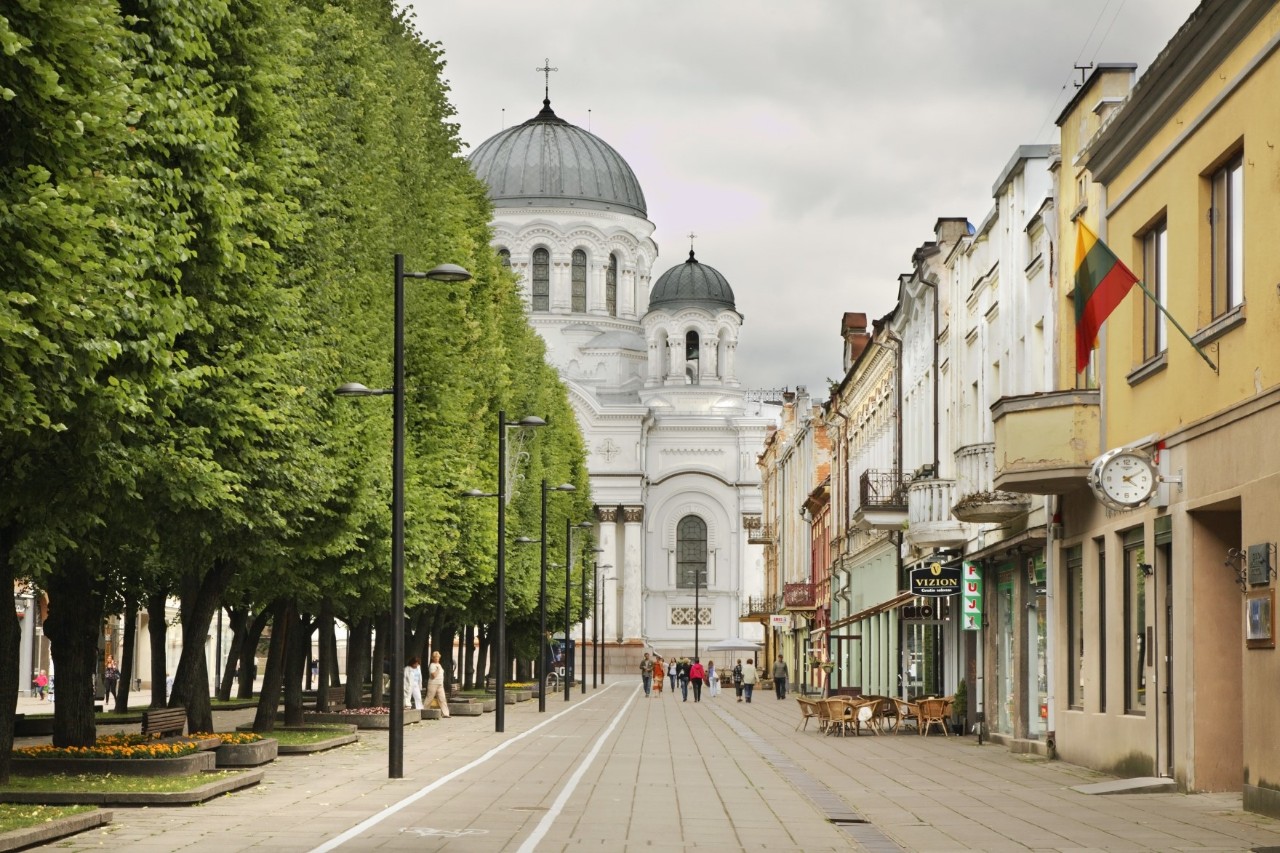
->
468, 99, 647, 217
648, 251, 736, 313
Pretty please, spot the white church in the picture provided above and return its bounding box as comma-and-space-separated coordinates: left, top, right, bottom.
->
468, 92, 777, 667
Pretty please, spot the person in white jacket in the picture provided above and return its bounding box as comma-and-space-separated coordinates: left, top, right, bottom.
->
424, 651, 451, 718
404, 658, 423, 710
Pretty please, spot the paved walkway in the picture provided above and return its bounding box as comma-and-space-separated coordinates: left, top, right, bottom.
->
21, 684, 1280, 851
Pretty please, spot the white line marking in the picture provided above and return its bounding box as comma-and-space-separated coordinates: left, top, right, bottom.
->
308, 683, 626, 853
514, 689, 639, 853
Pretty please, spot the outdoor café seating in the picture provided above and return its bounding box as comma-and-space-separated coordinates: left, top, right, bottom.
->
917, 696, 953, 736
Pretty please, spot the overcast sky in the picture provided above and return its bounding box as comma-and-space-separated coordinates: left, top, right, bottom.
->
406, 0, 1201, 394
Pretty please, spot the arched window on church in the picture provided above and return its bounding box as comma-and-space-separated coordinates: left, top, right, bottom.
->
571, 249, 587, 312
606, 254, 618, 316
498, 248, 511, 269
532, 248, 550, 311
677, 515, 707, 590
685, 330, 700, 385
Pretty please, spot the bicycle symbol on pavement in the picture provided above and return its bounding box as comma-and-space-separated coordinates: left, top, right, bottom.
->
402, 827, 489, 838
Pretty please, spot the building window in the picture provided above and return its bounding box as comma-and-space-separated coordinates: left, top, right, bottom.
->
1097, 538, 1107, 714
498, 248, 511, 269
1067, 546, 1084, 710
532, 248, 550, 311
1210, 155, 1243, 319
1141, 220, 1167, 361
606, 254, 618, 316
571, 249, 587, 312
676, 515, 707, 589
684, 330, 700, 384
1123, 532, 1146, 715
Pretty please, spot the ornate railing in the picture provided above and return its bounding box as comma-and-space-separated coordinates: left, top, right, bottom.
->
954, 442, 996, 499
746, 524, 776, 545
858, 469, 906, 511
740, 594, 781, 619
907, 477, 957, 526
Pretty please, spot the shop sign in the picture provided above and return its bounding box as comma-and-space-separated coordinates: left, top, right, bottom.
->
901, 602, 936, 620
769, 614, 791, 630
962, 561, 982, 631
910, 558, 961, 597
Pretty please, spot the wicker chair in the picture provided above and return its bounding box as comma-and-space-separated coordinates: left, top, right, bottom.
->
918, 696, 953, 736
795, 697, 819, 732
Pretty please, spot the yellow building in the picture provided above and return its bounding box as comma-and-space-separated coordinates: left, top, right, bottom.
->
1007, 0, 1280, 813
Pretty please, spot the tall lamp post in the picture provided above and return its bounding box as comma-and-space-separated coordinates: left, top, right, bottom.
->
591, 560, 612, 689
565, 519, 592, 701
515, 479, 574, 713
599, 573, 616, 685
336, 253, 471, 779
463, 410, 545, 733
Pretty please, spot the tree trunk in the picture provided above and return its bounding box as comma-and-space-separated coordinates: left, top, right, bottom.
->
0, 531, 22, 783
44, 554, 105, 747
218, 606, 248, 701
476, 623, 489, 689
170, 558, 235, 734
116, 596, 137, 713
146, 589, 168, 708
431, 622, 454, 692
282, 603, 306, 726
328, 622, 341, 687
238, 607, 270, 699
252, 598, 291, 732
344, 615, 371, 709
316, 601, 334, 711
462, 624, 474, 690
369, 612, 387, 708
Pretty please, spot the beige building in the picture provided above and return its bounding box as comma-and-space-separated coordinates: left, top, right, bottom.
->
997, 1, 1280, 814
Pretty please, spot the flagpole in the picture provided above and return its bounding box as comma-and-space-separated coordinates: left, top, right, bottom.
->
1131, 279, 1218, 373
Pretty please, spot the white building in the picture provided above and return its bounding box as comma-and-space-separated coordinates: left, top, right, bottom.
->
468, 95, 776, 665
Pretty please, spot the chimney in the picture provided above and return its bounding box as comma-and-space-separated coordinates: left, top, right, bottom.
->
841, 312, 870, 371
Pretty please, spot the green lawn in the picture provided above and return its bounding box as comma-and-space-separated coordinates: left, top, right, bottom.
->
265, 727, 352, 745
0, 804, 94, 833
0, 771, 244, 794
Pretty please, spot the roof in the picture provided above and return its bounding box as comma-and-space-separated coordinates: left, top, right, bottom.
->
647, 250, 737, 313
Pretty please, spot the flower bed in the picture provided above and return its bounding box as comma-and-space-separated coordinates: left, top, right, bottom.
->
11, 733, 215, 777
236, 724, 358, 755
214, 740, 277, 767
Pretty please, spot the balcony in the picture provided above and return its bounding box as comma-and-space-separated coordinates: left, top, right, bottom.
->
746, 522, 775, 545
992, 389, 1100, 494
783, 582, 816, 611
852, 469, 907, 531
740, 594, 781, 622
906, 476, 967, 549
951, 442, 1032, 523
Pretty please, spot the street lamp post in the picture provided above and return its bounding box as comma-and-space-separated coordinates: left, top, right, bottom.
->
565, 519, 592, 701
592, 561, 612, 689
336, 253, 471, 779
519, 479, 574, 712
694, 563, 701, 661
599, 573, 616, 685
463, 411, 545, 733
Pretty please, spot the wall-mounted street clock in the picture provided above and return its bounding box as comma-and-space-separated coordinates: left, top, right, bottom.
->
1088, 447, 1159, 510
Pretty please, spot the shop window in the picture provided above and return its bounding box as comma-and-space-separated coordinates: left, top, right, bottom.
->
1123, 530, 1147, 715
1097, 538, 1107, 713
1067, 546, 1084, 710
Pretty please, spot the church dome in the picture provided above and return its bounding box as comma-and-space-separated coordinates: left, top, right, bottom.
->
648, 250, 736, 313
469, 99, 647, 217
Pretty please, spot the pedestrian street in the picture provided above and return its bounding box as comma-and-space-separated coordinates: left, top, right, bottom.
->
36, 683, 1280, 852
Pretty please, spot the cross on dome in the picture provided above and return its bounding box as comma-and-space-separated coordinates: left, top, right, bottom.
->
536, 58, 558, 101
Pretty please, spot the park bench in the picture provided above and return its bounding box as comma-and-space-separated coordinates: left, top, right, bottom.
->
324, 685, 347, 711
141, 706, 187, 738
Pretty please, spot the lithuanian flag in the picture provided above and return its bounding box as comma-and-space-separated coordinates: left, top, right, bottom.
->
1074, 221, 1138, 373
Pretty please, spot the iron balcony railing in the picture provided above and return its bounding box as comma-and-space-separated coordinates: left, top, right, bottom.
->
858, 469, 907, 511
741, 594, 781, 619
783, 582, 816, 609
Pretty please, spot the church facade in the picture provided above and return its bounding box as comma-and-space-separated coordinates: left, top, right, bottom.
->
468, 96, 775, 664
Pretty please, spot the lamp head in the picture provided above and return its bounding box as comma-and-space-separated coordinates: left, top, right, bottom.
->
577, 521, 594, 530
552, 482, 576, 493
425, 263, 472, 282
461, 489, 497, 499
514, 536, 539, 545
515, 416, 547, 428
335, 382, 385, 397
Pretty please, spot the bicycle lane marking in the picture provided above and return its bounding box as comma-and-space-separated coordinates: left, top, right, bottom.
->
514, 687, 640, 853
307, 682, 628, 853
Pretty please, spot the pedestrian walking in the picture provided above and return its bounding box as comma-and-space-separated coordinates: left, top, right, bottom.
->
677, 657, 691, 701
733, 659, 744, 701
652, 657, 665, 697
668, 657, 678, 693
404, 657, 423, 710
772, 654, 789, 700
741, 657, 758, 703
103, 655, 120, 704
689, 658, 705, 702
33, 670, 48, 701
425, 651, 450, 718
640, 652, 654, 697
707, 660, 719, 698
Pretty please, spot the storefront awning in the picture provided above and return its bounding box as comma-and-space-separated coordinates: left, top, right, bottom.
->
824, 590, 915, 633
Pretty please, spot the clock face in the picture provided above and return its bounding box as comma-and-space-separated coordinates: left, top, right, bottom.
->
1095, 451, 1157, 508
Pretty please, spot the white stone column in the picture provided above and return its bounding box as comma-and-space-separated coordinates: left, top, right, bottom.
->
701, 337, 716, 380
622, 506, 644, 642
595, 507, 619, 642
667, 338, 683, 384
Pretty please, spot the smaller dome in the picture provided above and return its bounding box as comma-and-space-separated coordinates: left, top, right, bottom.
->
648, 251, 736, 313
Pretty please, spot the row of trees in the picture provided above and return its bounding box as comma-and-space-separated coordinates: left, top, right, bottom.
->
0, 0, 594, 778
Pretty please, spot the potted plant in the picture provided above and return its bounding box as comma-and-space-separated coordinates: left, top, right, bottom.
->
952, 678, 967, 735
